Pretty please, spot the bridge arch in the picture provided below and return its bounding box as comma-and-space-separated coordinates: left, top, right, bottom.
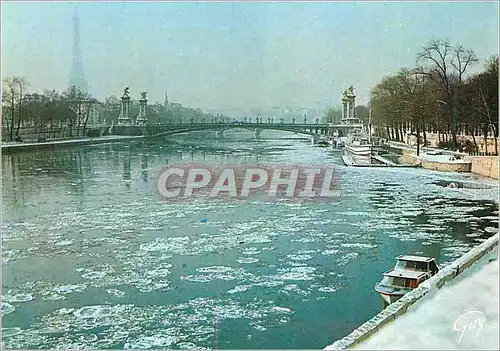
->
146, 123, 323, 138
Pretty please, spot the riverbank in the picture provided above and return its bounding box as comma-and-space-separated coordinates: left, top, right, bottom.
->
324, 232, 499, 350
1, 135, 145, 154
387, 142, 498, 179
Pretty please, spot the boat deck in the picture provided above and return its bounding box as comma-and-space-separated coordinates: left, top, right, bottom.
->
341, 153, 421, 168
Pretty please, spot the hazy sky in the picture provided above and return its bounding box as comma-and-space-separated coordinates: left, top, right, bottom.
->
2, 1, 498, 110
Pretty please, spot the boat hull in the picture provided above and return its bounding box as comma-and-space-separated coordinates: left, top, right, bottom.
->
378, 291, 405, 304
375, 284, 411, 304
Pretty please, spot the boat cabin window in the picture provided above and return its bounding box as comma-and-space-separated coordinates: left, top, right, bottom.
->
381, 276, 415, 288
396, 260, 429, 271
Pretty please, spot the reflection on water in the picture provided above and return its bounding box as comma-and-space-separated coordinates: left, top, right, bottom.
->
1, 133, 498, 349
141, 154, 149, 183
123, 151, 132, 188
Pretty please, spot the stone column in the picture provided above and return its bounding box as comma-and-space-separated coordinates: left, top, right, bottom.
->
350, 99, 355, 120
117, 87, 132, 125
342, 98, 348, 120
135, 91, 148, 125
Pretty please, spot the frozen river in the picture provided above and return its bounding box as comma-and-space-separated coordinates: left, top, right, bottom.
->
1, 132, 498, 349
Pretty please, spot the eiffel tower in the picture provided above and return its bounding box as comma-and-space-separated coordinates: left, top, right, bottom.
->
69, 9, 89, 93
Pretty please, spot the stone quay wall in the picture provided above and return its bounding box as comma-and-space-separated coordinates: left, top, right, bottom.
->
465, 156, 499, 179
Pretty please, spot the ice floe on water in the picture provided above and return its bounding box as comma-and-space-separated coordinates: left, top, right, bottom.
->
146, 267, 172, 278
197, 266, 234, 274
53, 284, 87, 295
242, 248, 261, 256
182, 266, 254, 283
1, 302, 16, 316
54, 239, 74, 246
237, 257, 259, 264
337, 252, 359, 266
2, 291, 35, 303
177, 341, 208, 349
124, 334, 180, 349
280, 284, 309, 297
340, 243, 378, 249
287, 254, 313, 261
106, 289, 126, 298
227, 285, 252, 294
270, 306, 293, 313
139, 236, 191, 253
82, 271, 107, 280
322, 249, 341, 255
1, 327, 23, 338
318, 286, 338, 293
274, 266, 317, 281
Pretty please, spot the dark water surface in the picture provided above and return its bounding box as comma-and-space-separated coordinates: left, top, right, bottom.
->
1, 132, 498, 349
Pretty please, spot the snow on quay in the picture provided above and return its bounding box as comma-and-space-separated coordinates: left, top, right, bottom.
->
325, 233, 499, 350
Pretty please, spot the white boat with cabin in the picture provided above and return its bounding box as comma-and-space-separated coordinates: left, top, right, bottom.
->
375, 255, 439, 304
344, 106, 374, 157
375, 269, 428, 304
344, 131, 373, 156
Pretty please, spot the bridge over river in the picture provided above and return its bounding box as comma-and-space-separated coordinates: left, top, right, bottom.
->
89, 121, 365, 141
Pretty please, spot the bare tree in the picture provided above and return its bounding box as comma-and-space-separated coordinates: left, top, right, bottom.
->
464, 56, 499, 154
417, 38, 478, 149
2, 78, 17, 141
63, 86, 93, 137
11, 77, 30, 138
82, 98, 98, 134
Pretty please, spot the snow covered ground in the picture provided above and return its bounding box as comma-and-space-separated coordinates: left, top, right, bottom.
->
351, 249, 499, 350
